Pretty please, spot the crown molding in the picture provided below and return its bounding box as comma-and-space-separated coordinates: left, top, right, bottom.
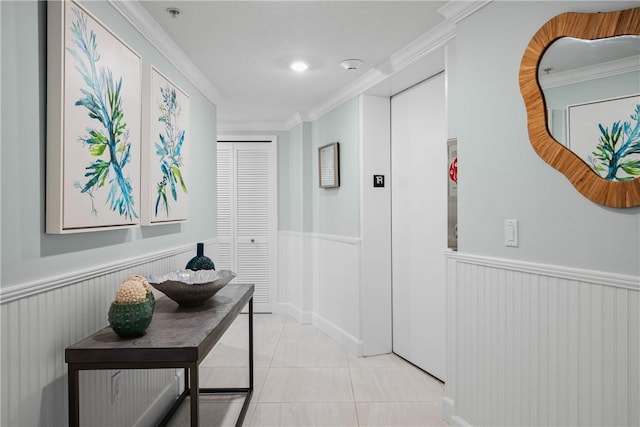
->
285, 112, 311, 130
217, 0, 480, 129
284, 115, 303, 131
306, 68, 387, 123
110, 0, 488, 131
304, 0, 490, 125
108, 0, 224, 106
217, 120, 292, 133
306, 19, 456, 123
437, 0, 492, 24
217, 112, 311, 133
539, 55, 640, 90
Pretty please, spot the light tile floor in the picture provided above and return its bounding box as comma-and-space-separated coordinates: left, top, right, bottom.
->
166, 313, 447, 426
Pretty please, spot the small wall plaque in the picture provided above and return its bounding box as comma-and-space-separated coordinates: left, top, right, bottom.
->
373, 175, 385, 187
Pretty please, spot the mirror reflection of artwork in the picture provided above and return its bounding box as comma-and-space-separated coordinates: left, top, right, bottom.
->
539, 35, 640, 151
568, 95, 640, 181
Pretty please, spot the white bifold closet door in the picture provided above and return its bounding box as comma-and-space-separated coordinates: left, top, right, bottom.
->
391, 72, 447, 381
217, 141, 276, 313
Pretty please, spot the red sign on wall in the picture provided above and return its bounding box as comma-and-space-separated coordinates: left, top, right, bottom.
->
449, 157, 458, 184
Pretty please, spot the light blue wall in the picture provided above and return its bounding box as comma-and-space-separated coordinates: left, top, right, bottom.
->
226, 97, 361, 238
287, 124, 304, 232
455, 0, 640, 275
229, 107, 360, 237
311, 98, 361, 237
0, 1, 218, 288
302, 122, 314, 233
220, 109, 359, 236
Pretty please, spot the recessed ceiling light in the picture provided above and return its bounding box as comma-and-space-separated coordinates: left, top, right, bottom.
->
290, 61, 309, 72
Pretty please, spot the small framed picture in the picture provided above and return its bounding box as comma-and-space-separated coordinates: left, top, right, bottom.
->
318, 142, 340, 188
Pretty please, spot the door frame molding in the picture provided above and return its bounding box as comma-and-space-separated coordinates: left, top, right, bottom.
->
217, 135, 278, 313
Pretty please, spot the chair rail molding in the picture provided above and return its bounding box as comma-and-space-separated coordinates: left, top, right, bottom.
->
445, 251, 639, 291
0, 240, 218, 303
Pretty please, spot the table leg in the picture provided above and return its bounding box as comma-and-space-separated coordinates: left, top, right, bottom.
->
189, 363, 199, 427
249, 297, 254, 391
68, 366, 79, 427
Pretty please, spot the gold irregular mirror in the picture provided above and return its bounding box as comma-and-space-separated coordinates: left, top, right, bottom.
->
519, 7, 640, 208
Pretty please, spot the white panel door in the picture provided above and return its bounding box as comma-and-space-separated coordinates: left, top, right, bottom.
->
217, 141, 276, 313
391, 73, 447, 381
216, 145, 233, 271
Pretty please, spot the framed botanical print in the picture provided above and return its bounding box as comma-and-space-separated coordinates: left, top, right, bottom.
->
141, 65, 190, 225
47, 0, 141, 233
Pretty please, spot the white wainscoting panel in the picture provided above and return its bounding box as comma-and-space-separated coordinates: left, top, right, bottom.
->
310, 233, 363, 356
0, 243, 212, 427
277, 232, 367, 355
277, 231, 310, 323
445, 252, 640, 427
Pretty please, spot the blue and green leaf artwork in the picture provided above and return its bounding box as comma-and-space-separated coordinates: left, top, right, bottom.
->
154, 85, 188, 217
588, 104, 640, 181
67, 7, 138, 220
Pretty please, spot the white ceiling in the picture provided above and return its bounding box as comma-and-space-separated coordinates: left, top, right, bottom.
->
136, 1, 449, 130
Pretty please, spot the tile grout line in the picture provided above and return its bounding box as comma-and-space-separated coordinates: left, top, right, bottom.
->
346, 356, 362, 426
242, 314, 287, 426
248, 314, 289, 425
243, 314, 447, 425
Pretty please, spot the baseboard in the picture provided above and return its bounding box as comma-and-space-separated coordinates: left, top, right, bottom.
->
442, 396, 455, 425
132, 370, 181, 427
312, 312, 363, 356
274, 304, 363, 355
442, 396, 473, 427
275, 302, 312, 324
449, 415, 474, 427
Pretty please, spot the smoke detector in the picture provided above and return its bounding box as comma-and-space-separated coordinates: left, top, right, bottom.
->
340, 59, 363, 71
166, 7, 181, 18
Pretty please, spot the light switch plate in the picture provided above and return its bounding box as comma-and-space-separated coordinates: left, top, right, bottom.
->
505, 219, 519, 247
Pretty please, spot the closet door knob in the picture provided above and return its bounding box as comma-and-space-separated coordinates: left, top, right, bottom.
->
250, 238, 255, 243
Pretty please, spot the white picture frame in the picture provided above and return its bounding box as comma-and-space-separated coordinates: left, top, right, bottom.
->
141, 65, 190, 225
47, 0, 141, 233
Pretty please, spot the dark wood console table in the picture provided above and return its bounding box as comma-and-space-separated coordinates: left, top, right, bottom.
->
65, 283, 254, 427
